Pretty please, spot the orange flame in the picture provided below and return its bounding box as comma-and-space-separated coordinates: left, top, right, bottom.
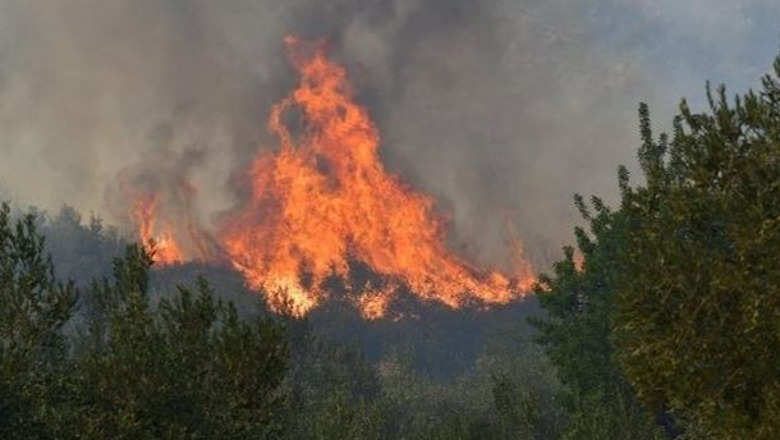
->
357, 288, 396, 321
216, 37, 535, 317
132, 193, 184, 265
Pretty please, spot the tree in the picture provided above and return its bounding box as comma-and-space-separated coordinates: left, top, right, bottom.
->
42, 205, 125, 285
280, 312, 390, 439
532, 195, 664, 439
614, 56, 780, 438
0, 202, 291, 438
0, 202, 77, 439
57, 245, 290, 439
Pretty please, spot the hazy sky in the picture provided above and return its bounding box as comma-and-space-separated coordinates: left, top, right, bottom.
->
0, 0, 778, 267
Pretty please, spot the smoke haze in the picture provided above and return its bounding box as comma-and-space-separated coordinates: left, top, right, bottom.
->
0, 0, 778, 268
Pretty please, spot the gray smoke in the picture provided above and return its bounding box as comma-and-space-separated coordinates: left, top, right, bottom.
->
0, 0, 777, 269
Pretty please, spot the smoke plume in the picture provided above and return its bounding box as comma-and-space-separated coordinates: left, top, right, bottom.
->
0, 0, 777, 268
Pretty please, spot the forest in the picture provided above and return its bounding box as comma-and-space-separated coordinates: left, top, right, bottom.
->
2, 50, 780, 440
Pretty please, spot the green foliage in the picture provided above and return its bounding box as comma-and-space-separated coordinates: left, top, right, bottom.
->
492, 371, 565, 439
0, 203, 76, 367
532, 195, 664, 439
614, 57, 780, 438
59, 247, 289, 440
0, 202, 77, 439
281, 316, 391, 439
0, 204, 290, 439
0, 202, 566, 439
484, 306, 568, 440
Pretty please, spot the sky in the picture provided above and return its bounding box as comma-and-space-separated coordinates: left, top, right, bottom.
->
0, 0, 778, 268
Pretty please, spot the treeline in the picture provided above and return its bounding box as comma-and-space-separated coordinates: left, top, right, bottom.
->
2, 53, 780, 439
0, 207, 288, 438
0, 201, 564, 439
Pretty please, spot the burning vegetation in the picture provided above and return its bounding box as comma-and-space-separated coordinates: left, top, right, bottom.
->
128, 37, 535, 318
132, 193, 184, 265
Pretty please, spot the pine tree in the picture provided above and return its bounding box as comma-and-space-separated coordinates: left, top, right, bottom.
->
0, 203, 77, 439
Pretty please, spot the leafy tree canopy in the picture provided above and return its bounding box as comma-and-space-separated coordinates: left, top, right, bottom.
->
614, 56, 780, 438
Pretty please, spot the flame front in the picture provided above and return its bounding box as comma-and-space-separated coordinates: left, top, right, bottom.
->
124, 37, 534, 317
132, 193, 184, 265
216, 37, 535, 317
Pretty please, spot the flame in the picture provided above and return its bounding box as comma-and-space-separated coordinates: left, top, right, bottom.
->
357, 290, 395, 321
216, 37, 535, 317
124, 37, 535, 317
132, 193, 184, 265
572, 249, 585, 272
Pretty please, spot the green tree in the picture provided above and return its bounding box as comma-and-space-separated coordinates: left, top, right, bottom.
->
614, 56, 780, 438
0, 201, 291, 439
0, 202, 77, 439
55, 245, 290, 439
532, 195, 664, 439
281, 315, 390, 439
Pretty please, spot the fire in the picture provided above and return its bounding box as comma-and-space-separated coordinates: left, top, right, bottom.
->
125, 37, 535, 317
216, 37, 535, 317
132, 193, 184, 265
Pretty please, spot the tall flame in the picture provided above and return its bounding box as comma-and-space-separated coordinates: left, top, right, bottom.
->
132, 193, 185, 265
125, 37, 534, 317
216, 37, 535, 317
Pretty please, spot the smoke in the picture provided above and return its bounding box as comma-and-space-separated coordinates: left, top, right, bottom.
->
0, 0, 777, 268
